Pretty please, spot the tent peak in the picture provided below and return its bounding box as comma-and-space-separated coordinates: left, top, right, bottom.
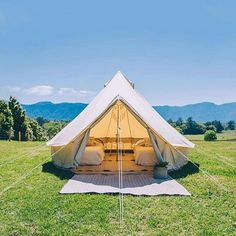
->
116, 70, 126, 77
104, 71, 135, 88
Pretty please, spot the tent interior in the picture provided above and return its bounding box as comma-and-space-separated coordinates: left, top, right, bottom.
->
51, 100, 188, 174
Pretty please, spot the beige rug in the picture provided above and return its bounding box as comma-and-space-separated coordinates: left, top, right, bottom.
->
60, 174, 191, 196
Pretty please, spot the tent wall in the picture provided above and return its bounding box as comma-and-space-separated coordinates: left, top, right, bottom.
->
90, 102, 148, 138
51, 135, 83, 168
89, 102, 149, 151
152, 133, 188, 170
170, 146, 188, 170
74, 129, 91, 166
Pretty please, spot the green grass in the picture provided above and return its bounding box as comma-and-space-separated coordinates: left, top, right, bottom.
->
0, 132, 236, 235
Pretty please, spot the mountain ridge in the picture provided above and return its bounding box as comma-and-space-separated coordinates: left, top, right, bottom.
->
22, 101, 236, 122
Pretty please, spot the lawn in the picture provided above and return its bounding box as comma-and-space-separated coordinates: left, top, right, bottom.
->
0, 131, 235, 235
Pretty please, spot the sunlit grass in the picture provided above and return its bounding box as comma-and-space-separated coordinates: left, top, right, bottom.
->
0, 132, 235, 235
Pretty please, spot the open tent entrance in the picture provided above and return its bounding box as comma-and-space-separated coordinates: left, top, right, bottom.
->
74, 100, 165, 174
61, 99, 191, 196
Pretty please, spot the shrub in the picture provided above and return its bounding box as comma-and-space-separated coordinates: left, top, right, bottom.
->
204, 130, 217, 141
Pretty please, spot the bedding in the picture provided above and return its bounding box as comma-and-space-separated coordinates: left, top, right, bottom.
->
79, 146, 105, 166
134, 146, 157, 166
87, 138, 104, 149
134, 138, 151, 147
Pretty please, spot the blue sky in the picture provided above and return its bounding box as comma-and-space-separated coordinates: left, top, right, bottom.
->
0, 0, 236, 105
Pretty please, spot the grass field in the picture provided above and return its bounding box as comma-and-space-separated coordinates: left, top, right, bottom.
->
0, 131, 235, 235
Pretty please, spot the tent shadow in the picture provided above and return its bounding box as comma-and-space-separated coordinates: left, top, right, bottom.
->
169, 161, 199, 179
42, 161, 199, 181
42, 161, 74, 180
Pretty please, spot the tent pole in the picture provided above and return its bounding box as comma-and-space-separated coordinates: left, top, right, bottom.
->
117, 100, 124, 228
106, 106, 115, 155
126, 106, 133, 152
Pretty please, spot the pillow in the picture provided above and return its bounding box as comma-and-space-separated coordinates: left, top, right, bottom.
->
79, 146, 104, 166
144, 138, 152, 147
87, 138, 105, 150
94, 139, 104, 150
87, 138, 95, 146
135, 139, 146, 147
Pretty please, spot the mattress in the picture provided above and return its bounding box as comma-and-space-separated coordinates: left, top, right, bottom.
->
134, 146, 157, 166
80, 146, 105, 166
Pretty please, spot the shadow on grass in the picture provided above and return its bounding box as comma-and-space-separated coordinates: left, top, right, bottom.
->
216, 138, 236, 142
169, 161, 200, 179
42, 161, 200, 181
42, 161, 74, 180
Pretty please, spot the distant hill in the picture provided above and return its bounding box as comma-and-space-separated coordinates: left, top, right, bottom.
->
22, 101, 236, 122
23, 102, 87, 121
154, 102, 236, 122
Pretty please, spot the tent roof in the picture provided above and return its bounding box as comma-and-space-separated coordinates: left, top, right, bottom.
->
47, 71, 194, 148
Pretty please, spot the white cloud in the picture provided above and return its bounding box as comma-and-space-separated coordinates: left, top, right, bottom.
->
58, 87, 78, 95
25, 85, 54, 96
79, 90, 95, 95
58, 88, 95, 97
3, 84, 96, 103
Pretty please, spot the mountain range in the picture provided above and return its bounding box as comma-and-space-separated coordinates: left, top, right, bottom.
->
22, 101, 236, 122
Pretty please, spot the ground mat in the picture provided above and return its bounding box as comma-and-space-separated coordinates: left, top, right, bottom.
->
60, 174, 191, 196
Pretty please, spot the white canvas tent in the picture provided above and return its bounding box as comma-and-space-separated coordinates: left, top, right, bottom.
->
47, 71, 194, 171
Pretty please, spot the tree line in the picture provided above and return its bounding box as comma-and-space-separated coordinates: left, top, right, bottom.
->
0, 97, 235, 141
167, 117, 235, 135
0, 97, 46, 141
0, 97, 68, 141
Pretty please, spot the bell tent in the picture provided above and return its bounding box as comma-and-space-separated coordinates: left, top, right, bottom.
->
47, 71, 194, 173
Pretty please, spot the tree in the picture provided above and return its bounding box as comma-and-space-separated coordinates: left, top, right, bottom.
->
204, 122, 217, 132
205, 120, 224, 133
28, 118, 47, 141
212, 120, 224, 133
23, 119, 34, 141
167, 118, 175, 126
175, 126, 184, 134
227, 120, 235, 130
176, 117, 183, 127
0, 100, 13, 140
204, 130, 217, 141
8, 96, 26, 140
36, 117, 48, 126
183, 117, 206, 135
43, 121, 66, 139
1, 97, 47, 141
